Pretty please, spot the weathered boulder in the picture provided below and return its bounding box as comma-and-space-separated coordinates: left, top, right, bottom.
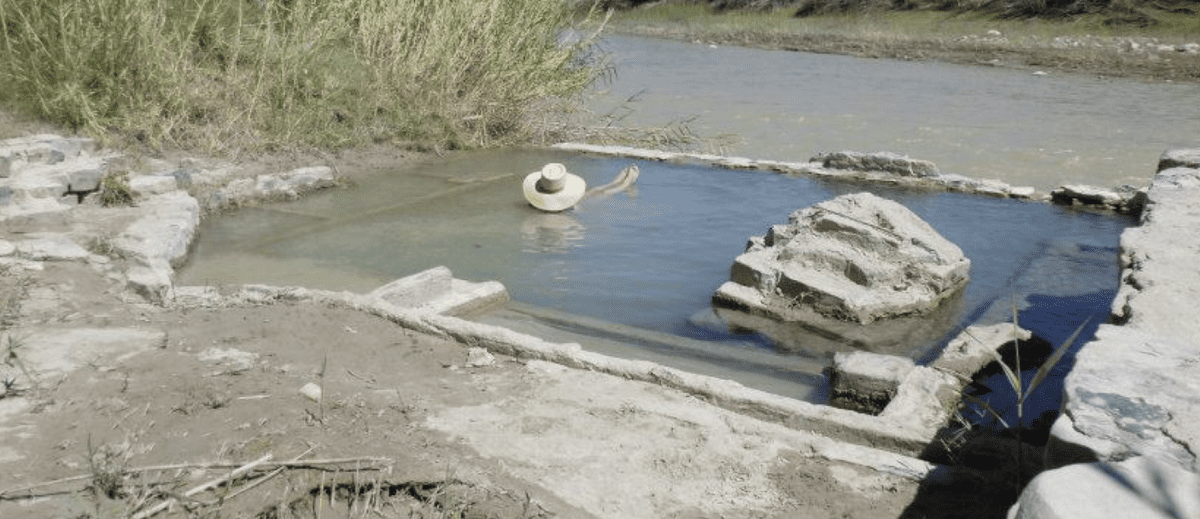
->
1009, 456, 1200, 519
713, 192, 970, 326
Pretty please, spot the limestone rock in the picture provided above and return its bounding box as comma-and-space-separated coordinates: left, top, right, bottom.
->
14, 235, 92, 261
811, 151, 940, 178
828, 351, 914, 413
1049, 325, 1199, 472
1045, 160, 1200, 476
931, 323, 1032, 380
114, 191, 200, 270
0, 134, 96, 178
372, 266, 453, 308
129, 174, 178, 196
714, 192, 969, 325
465, 347, 497, 368
206, 166, 335, 208
1157, 148, 1200, 172
877, 366, 961, 438
370, 266, 508, 316
1010, 456, 1200, 519
1050, 184, 1143, 213
114, 191, 200, 303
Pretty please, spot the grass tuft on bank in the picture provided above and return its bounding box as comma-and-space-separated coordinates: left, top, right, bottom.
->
0, 0, 608, 155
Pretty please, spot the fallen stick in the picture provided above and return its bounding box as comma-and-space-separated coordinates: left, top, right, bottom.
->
219, 447, 315, 503
131, 453, 273, 519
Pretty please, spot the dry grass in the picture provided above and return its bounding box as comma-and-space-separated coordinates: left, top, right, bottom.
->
0, 0, 608, 156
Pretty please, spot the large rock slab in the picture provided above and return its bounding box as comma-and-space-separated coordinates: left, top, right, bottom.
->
1049, 324, 1199, 471
714, 192, 970, 326
1046, 150, 1200, 478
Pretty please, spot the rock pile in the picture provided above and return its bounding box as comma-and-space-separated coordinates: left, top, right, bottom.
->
713, 192, 970, 326
0, 134, 335, 302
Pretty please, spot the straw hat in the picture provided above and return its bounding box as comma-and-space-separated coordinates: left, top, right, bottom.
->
522, 163, 586, 212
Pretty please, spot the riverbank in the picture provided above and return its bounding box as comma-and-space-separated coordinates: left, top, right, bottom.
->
602, 3, 1200, 83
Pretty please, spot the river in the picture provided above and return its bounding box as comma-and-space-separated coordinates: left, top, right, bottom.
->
589, 34, 1200, 191
179, 33, 1189, 401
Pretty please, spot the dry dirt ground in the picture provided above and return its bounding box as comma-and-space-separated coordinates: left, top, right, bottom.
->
0, 258, 940, 519
0, 120, 987, 518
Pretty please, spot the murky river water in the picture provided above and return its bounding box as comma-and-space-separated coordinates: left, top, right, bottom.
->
590, 35, 1200, 191
178, 34, 1183, 401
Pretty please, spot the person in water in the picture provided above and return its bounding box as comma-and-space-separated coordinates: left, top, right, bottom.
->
523, 163, 639, 212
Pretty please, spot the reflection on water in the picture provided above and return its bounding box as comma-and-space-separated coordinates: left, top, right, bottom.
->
520, 213, 587, 254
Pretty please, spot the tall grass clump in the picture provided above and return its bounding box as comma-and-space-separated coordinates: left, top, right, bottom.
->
0, 0, 607, 154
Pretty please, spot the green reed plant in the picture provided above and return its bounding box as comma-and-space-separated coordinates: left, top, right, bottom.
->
963, 305, 1089, 434
0, 0, 606, 154
961, 301, 1091, 488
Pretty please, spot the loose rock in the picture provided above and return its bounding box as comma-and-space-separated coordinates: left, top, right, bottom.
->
812, 151, 940, 178
465, 347, 497, 368
299, 382, 322, 402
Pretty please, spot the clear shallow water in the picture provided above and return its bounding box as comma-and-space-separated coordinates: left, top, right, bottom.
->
179, 149, 1133, 371
591, 35, 1200, 191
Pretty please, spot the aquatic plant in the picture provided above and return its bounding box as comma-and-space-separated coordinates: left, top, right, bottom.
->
960, 301, 1091, 487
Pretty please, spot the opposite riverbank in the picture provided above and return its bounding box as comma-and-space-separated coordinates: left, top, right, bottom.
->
601, 2, 1200, 84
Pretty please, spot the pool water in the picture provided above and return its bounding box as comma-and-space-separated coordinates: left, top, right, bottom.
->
179, 149, 1134, 399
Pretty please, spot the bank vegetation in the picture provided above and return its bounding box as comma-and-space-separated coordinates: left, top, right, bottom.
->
0, 0, 608, 155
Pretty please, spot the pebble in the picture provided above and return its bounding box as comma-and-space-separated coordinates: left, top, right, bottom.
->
299, 382, 322, 402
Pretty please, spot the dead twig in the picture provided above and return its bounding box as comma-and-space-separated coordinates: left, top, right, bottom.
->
131, 453, 274, 519
218, 447, 315, 503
